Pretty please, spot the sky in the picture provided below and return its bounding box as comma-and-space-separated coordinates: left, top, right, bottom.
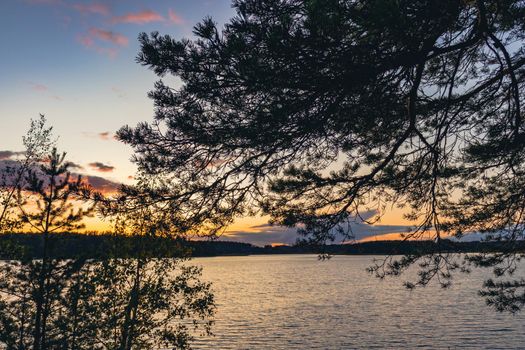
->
0, 0, 234, 182
0, 0, 423, 245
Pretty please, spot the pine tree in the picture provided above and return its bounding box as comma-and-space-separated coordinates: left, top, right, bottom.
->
119, 0, 525, 310
0, 115, 54, 233
0, 146, 96, 349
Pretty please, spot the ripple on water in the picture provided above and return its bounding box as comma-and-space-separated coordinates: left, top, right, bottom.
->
190, 255, 525, 349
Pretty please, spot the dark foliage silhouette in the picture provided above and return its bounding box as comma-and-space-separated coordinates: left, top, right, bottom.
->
0, 139, 97, 349
0, 115, 54, 233
118, 0, 525, 311
0, 118, 215, 349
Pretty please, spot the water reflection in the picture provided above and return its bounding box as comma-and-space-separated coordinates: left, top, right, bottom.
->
194, 255, 525, 349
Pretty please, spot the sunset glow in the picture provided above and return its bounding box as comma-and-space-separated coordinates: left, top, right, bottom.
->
0, 1, 460, 245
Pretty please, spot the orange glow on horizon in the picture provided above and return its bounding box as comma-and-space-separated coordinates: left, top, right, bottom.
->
270, 242, 288, 247
78, 203, 426, 243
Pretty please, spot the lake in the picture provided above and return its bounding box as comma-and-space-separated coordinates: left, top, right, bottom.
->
193, 254, 525, 349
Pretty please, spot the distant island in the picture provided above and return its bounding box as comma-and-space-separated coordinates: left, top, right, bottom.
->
1, 232, 523, 260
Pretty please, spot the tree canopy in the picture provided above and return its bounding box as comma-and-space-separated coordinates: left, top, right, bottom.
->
121, 0, 525, 239
119, 0, 525, 303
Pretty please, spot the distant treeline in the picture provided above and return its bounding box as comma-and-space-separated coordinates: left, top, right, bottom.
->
1, 232, 524, 260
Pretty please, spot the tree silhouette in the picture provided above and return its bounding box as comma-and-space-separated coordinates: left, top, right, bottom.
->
0, 146, 96, 349
0, 115, 54, 233
94, 173, 215, 350
118, 0, 525, 309
0, 122, 215, 349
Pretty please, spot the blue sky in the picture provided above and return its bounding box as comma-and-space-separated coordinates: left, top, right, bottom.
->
0, 0, 234, 184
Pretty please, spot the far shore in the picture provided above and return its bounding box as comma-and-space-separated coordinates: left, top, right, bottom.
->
1, 232, 523, 259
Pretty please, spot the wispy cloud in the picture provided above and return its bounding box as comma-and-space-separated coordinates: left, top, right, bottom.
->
78, 34, 94, 48
78, 28, 127, 58
111, 87, 126, 98
88, 162, 115, 173
0, 151, 24, 160
29, 82, 48, 92
97, 131, 113, 140
72, 2, 110, 16
82, 131, 115, 141
168, 9, 184, 25
27, 82, 63, 101
88, 28, 128, 46
0, 160, 120, 195
225, 211, 414, 246
111, 10, 164, 24
68, 161, 84, 170
83, 174, 120, 194
225, 226, 298, 246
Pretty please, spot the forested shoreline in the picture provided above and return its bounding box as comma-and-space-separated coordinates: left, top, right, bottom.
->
1, 232, 523, 259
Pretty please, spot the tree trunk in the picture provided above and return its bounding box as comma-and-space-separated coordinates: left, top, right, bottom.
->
32, 257, 47, 350
119, 259, 142, 350
33, 181, 53, 350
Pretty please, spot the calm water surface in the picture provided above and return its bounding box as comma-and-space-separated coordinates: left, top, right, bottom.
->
193, 254, 525, 349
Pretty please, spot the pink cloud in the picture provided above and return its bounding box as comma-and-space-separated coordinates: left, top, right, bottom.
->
98, 131, 113, 140
82, 131, 115, 141
111, 10, 164, 24
78, 40, 117, 58
78, 29, 127, 49
30, 82, 49, 92
77, 28, 127, 58
88, 162, 115, 173
73, 3, 110, 16
168, 9, 184, 25
89, 28, 128, 46
27, 82, 63, 101
0, 159, 120, 195
78, 34, 94, 48
82, 174, 120, 194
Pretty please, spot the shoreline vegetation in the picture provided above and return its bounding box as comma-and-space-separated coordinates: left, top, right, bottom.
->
1, 232, 523, 259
